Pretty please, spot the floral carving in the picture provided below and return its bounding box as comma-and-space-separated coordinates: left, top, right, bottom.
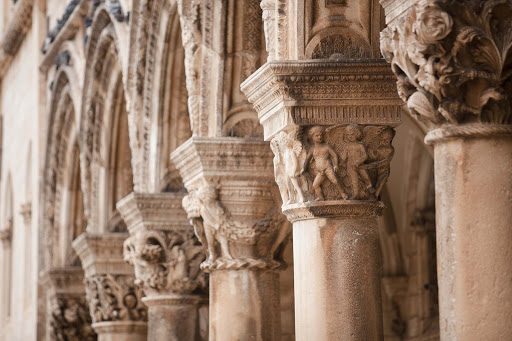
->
381, 0, 512, 128
124, 230, 207, 296
49, 297, 96, 341
85, 274, 147, 323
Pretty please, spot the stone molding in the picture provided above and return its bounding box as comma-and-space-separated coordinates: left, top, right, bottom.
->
0, 0, 33, 78
282, 200, 385, 223
241, 60, 402, 140
117, 192, 207, 297
171, 137, 291, 272
92, 321, 148, 334
380, 0, 512, 140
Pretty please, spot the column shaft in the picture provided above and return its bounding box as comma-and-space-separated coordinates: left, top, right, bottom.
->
434, 136, 512, 340
293, 216, 382, 341
210, 270, 280, 340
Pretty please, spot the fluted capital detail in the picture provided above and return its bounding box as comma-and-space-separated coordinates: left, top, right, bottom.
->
380, 0, 512, 138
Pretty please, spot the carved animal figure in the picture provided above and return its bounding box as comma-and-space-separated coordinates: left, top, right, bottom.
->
302, 126, 347, 201
340, 124, 374, 199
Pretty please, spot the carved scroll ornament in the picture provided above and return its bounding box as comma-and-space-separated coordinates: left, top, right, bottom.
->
124, 230, 207, 296
85, 274, 147, 323
270, 125, 395, 204
182, 182, 290, 272
380, 0, 512, 129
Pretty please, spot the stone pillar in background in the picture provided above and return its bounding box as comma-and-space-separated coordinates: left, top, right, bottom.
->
175, 0, 292, 339
242, 1, 402, 339
73, 233, 148, 341
171, 138, 290, 341
380, 0, 512, 339
117, 192, 208, 341
41, 267, 96, 341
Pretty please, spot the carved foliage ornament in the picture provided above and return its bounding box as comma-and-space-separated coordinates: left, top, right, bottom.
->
124, 230, 207, 296
271, 125, 395, 204
381, 0, 512, 128
50, 296, 97, 341
85, 275, 147, 323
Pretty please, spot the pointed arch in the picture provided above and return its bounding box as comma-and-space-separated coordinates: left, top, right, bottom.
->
80, 7, 134, 233
127, 0, 191, 192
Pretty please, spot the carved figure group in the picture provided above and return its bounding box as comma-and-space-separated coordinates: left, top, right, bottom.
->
272, 125, 395, 202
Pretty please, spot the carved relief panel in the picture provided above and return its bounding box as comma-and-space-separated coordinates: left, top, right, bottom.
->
271, 124, 395, 205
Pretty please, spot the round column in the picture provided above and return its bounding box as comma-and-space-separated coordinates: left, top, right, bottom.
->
430, 133, 512, 340
285, 201, 384, 341
92, 322, 147, 341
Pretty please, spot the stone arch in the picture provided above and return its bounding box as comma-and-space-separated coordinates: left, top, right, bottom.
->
127, 0, 191, 192
42, 69, 83, 268
80, 9, 134, 232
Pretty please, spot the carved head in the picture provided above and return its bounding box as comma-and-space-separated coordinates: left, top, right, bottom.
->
344, 124, 362, 142
308, 126, 325, 144
380, 128, 395, 146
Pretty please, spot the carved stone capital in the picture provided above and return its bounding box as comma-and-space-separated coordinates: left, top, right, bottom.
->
72, 233, 148, 326
117, 193, 207, 297
85, 274, 147, 324
171, 137, 291, 272
242, 61, 401, 210
40, 267, 97, 341
380, 0, 512, 142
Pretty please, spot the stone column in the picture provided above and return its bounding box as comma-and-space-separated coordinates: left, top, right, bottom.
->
117, 192, 208, 341
171, 138, 290, 341
41, 267, 96, 341
72, 233, 148, 341
380, 1, 512, 339
241, 1, 403, 339
243, 60, 401, 340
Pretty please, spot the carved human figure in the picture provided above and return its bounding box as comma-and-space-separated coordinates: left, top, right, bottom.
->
302, 126, 347, 201
340, 124, 374, 199
282, 132, 305, 204
361, 127, 395, 198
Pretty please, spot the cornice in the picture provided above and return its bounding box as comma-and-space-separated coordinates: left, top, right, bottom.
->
283, 200, 385, 223
0, 0, 34, 79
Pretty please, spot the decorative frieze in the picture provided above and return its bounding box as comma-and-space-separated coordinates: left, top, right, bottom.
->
380, 0, 512, 142
117, 193, 207, 297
